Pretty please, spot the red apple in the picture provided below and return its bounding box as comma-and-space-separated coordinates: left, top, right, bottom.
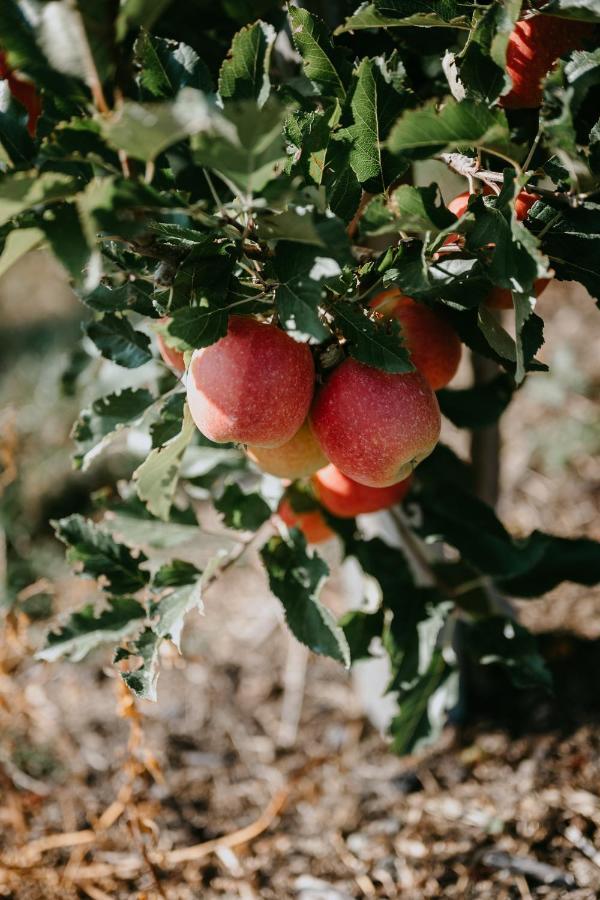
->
278, 497, 333, 544
313, 464, 411, 517
370, 290, 462, 390
187, 315, 315, 447
310, 358, 441, 488
246, 419, 327, 479
501, 15, 592, 110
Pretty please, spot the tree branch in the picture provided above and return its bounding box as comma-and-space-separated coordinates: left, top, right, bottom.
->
438, 152, 587, 207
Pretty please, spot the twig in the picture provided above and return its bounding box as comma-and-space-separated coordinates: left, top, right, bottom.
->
161, 784, 289, 865
438, 152, 586, 207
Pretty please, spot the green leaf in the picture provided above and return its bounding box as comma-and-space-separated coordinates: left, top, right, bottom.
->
192, 98, 288, 193
261, 531, 350, 666
168, 303, 229, 349
332, 303, 414, 373
85, 314, 153, 368
391, 184, 456, 233
390, 652, 456, 754
339, 607, 385, 661
53, 515, 149, 594
133, 402, 196, 520
273, 242, 332, 342
0, 227, 44, 279
528, 200, 600, 300
101, 88, 235, 162
336, 3, 469, 32
219, 21, 275, 107
0, 171, 80, 228
150, 560, 204, 650
289, 7, 351, 100
214, 483, 272, 531
38, 598, 146, 663
72, 387, 155, 469
150, 392, 186, 448
136, 32, 213, 99
115, 628, 161, 700
457, 0, 522, 103
39, 203, 92, 283
437, 373, 515, 429
387, 99, 509, 159
323, 137, 363, 223
346, 55, 410, 193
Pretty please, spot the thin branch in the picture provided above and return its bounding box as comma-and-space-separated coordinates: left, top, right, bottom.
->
438, 152, 586, 207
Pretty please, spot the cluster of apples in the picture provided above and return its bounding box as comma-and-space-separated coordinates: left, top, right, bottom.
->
159, 293, 463, 542
0, 51, 41, 136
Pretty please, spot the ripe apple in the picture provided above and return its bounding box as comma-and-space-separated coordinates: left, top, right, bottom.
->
501, 15, 592, 109
446, 189, 550, 309
310, 358, 441, 488
277, 497, 333, 544
246, 419, 327, 479
156, 318, 186, 373
313, 464, 411, 517
370, 289, 462, 390
187, 315, 315, 447
0, 51, 41, 137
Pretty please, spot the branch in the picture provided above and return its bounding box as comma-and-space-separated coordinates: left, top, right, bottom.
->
438, 152, 587, 207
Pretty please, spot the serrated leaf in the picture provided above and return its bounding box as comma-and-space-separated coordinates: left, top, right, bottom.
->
339, 607, 384, 661
0, 81, 35, 165
274, 242, 332, 342
38, 597, 146, 663
214, 483, 271, 531
261, 531, 350, 666
346, 55, 410, 193
289, 7, 351, 100
115, 628, 161, 700
332, 303, 414, 373
136, 32, 213, 99
85, 314, 153, 368
387, 99, 509, 159
150, 392, 186, 448
53, 514, 149, 594
219, 20, 275, 107
134, 402, 196, 520
72, 387, 155, 469
150, 563, 203, 650
336, 3, 469, 33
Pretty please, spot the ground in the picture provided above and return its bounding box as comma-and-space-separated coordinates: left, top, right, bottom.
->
0, 255, 599, 899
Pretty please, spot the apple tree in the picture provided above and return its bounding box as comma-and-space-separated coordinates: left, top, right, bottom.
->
1, 0, 599, 752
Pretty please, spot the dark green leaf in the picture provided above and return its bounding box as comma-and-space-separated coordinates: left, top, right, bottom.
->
215, 483, 271, 531
289, 7, 351, 101
218, 21, 275, 106
72, 387, 155, 468
85, 314, 153, 368
115, 628, 161, 700
387, 100, 509, 159
261, 531, 350, 666
53, 515, 149, 594
332, 303, 414, 373
437, 373, 515, 428
136, 32, 213, 99
38, 597, 146, 663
